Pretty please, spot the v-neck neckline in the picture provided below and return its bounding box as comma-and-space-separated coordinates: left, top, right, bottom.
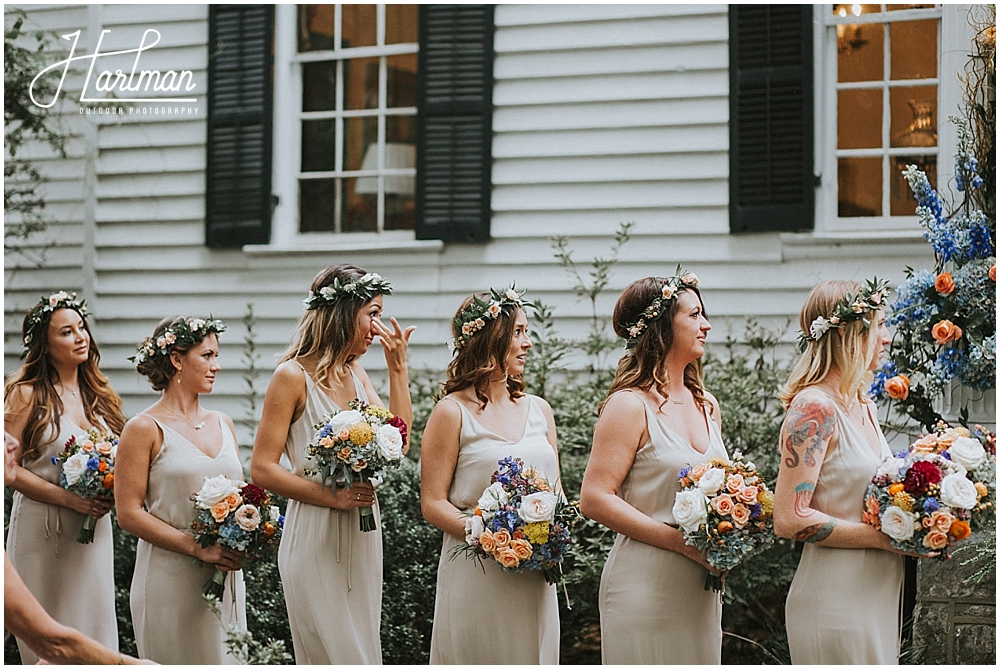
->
456, 396, 533, 444
157, 414, 226, 460
644, 402, 714, 456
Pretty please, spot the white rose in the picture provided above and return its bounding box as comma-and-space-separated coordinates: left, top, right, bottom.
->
464, 515, 485, 544
268, 505, 281, 522
110, 443, 118, 459
375, 424, 404, 462
518, 491, 560, 523
672, 488, 709, 533
477, 482, 510, 512
324, 410, 366, 437
697, 467, 726, 495
947, 437, 986, 470
876, 456, 903, 479
62, 452, 90, 486
505, 289, 519, 301
234, 504, 261, 531
194, 474, 242, 509
939, 472, 978, 510
880, 505, 917, 542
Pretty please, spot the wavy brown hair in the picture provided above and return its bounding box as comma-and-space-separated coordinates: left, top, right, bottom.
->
442, 293, 526, 409
601, 277, 710, 414
4, 306, 125, 461
280, 265, 381, 388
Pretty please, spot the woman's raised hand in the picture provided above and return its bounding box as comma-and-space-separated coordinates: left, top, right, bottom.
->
374, 317, 416, 372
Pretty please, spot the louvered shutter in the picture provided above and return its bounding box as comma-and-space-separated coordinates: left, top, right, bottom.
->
415, 5, 494, 242
206, 5, 273, 248
729, 5, 814, 233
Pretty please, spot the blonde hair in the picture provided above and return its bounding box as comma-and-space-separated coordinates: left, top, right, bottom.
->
778, 279, 879, 409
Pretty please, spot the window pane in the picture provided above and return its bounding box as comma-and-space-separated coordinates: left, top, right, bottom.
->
387, 114, 416, 144
838, 89, 882, 149
887, 4, 936, 10
345, 116, 378, 171
837, 23, 884, 81
387, 54, 418, 108
344, 57, 378, 110
298, 5, 335, 52
301, 120, 336, 172
890, 88, 937, 147
343, 177, 377, 232
891, 155, 936, 215
838, 157, 883, 216
300, 178, 337, 232
302, 61, 337, 112
342, 5, 376, 48
890, 19, 937, 80
385, 191, 415, 230
386, 4, 418, 44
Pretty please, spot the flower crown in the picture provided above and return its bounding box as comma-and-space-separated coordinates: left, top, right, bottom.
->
452, 286, 535, 351
304, 273, 393, 310
129, 317, 227, 366
23, 291, 88, 348
797, 278, 891, 351
622, 268, 700, 351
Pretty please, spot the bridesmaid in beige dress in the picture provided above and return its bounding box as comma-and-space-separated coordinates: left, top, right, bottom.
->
4, 292, 125, 664
580, 272, 726, 664
421, 288, 561, 664
251, 265, 414, 664
774, 279, 934, 664
116, 316, 247, 664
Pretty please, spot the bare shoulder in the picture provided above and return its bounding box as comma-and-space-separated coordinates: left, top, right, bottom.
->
218, 411, 238, 436
788, 387, 838, 417
272, 359, 307, 384
527, 394, 554, 416
430, 395, 463, 423
121, 413, 161, 442
703, 390, 722, 417
601, 388, 647, 418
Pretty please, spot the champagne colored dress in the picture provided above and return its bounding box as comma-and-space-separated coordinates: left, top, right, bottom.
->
599, 394, 728, 665
785, 400, 904, 664
130, 412, 247, 664
429, 395, 561, 665
7, 415, 119, 665
278, 365, 383, 664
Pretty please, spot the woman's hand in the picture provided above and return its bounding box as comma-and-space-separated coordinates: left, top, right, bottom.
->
327, 481, 376, 511
374, 317, 416, 373
195, 544, 244, 571
69, 495, 114, 520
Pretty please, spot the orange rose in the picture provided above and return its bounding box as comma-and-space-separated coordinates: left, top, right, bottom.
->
81, 442, 94, 452
338, 429, 350, 441
320, 436, 335, 449
717, 520, 734, 534
888, 482, 905, 496
689, 463, 708, 482
98, 460, 108, 473
947, 519, 971, 541
726, 474, 744, 494
263, 522, 275, 537
510, 539, 533, 561
497, 548, 520, 569
512, 528, 524, 541
210, 501, 230, 521
990, 264, 997, 282
479, 529, 496, 554
931, 320, 961, 346
922, 530, 949, 550
493, 528, 511, 550
711, 494, 735, 516
737, 485, 758, 505
885, 375, 910, 401
731, 503, 751, 527
936, 431, 958, 448
97, 441, 113, 455
225, 492, 242, 511
930, 510, 955, 532
974, 482, 989, 498
102, 472, 114, 489
337, 447, 352, 462
934, 272, 955, 295
922, 515, 935, 529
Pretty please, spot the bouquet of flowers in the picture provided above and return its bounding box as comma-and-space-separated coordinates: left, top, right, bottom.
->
671, 452, 776, 592
304, 400, 407, 532
863, 422, 995, 558
190, 475, 284, 598
52, 427, 117, 544
451, 456, 578, 586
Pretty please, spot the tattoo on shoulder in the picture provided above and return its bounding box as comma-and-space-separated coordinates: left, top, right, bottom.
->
782, 400, 836, 469
793, 518, 837, 543
793, 482, 816, 518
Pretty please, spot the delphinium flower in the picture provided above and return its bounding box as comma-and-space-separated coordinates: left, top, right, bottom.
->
887, 269, 937, 328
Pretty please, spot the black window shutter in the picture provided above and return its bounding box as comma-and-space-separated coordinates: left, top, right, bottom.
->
729, 5, 814, 233
206, 5, 273, 248
416, 5, 495, 242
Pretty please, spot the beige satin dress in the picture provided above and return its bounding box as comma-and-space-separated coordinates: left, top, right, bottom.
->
7, 415, 119, 664
130, 412, 247, 664
785, 400, 904, 664
429, 395, 561, 665
278, 366, 383, 664
599, 394, 727, 665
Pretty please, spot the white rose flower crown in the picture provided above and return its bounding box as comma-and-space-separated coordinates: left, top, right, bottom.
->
303, 272, 393, 310
797, 277, 890, 351
130, 317, 227, 366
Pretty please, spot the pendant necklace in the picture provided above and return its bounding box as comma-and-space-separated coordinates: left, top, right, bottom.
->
163, 407, 206, 430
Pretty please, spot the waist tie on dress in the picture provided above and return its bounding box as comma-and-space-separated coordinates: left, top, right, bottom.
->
335, 509, 353, 592
44, 505, 63, 556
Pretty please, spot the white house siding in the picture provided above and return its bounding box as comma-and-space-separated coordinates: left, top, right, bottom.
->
5, 4, 941, 449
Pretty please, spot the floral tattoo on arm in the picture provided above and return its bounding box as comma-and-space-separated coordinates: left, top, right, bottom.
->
782, 401, 836, 469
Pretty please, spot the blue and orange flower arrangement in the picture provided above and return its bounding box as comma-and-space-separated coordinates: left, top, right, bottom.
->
53, 427, 118, 543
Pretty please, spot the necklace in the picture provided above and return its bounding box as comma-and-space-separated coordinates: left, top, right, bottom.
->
162, 407, 206, 430
58, 383, 79, 398
670, 399, 684, 405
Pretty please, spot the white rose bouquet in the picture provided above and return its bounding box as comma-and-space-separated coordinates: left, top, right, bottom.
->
190, 476, 284, 597
304, 400, 407, 532
671, 452, 776, 593
451, 456, 579, 586
863, 422, 995, 558
53, 427, 118, 544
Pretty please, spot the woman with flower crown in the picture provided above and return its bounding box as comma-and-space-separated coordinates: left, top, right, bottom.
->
115, 315, 247, 663
4, 291, 125, 664
250, 264, 414, 665
774, 279, 934, 664
579, 271, 727, 664
421, 286, 562, 664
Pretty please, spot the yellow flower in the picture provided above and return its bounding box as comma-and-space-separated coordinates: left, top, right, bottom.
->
365, 405, 391, 420
757, 489, 774, 516
709, 457, 728, 468
348, 422, 373, 445
892, 492, 915, 512
523, 521, 550, 545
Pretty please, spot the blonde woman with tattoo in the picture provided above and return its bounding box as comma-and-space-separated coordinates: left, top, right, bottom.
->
775, 279, 935, 665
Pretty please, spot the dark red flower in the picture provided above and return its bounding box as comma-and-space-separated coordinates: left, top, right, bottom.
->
241, 483, 268, 506
388, 415, 408, 447
903, 459, 942, 495
64, 435, 76, 452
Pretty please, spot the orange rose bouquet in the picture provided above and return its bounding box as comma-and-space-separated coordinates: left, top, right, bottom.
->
53, 427, 117, 544
864, 423, 995, 558
671, 452, 775, 593
190, 476, 283, 598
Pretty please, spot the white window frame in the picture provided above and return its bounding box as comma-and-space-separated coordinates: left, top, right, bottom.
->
814, 4, 971, 235
270, 3, 419, 248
